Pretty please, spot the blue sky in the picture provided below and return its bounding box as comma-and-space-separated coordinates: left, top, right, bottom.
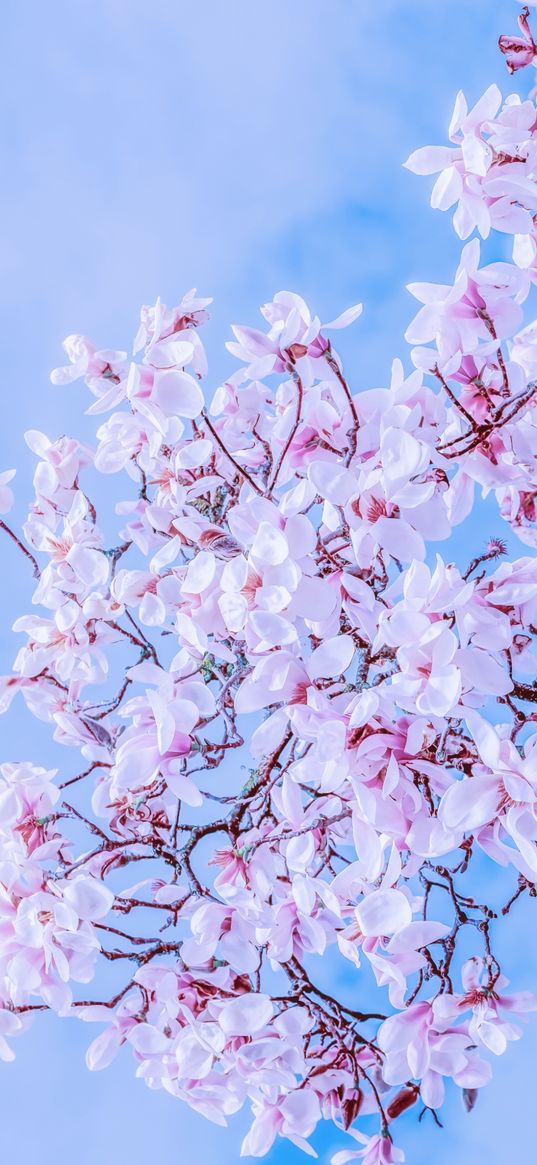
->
1, 1, 537, 1162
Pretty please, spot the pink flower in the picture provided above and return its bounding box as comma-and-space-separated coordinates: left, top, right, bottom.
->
332, 1131, 405, 1165
434, 956, 537, 1055
227, 290, 361, 379
499, 6, 537, 73
406, 240, 529, 374
241, 1090, 321, 1157
406, 85, 537, 238
440, 711, 537, 876
378, 1001, 491, 1109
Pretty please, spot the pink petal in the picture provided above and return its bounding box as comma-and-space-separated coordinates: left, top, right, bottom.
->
218, 993, 274, 1036
355, 889, 412, 937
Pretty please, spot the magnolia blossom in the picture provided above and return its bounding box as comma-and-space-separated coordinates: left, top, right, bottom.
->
406, 84, 537, 239
332, 1131, 405, 1165
500, 5, 537, 73
406, 238, 528, 376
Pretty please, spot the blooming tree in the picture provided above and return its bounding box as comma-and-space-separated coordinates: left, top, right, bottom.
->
3, 5, 537, 1161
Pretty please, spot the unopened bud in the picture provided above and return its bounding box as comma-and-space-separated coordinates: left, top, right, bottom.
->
387, 1085, 420, 1120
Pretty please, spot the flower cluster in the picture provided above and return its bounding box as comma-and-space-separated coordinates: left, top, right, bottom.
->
2, 6, 537, 1162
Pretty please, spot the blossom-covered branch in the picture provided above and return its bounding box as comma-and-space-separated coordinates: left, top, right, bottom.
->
2, 5, 537, 1161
